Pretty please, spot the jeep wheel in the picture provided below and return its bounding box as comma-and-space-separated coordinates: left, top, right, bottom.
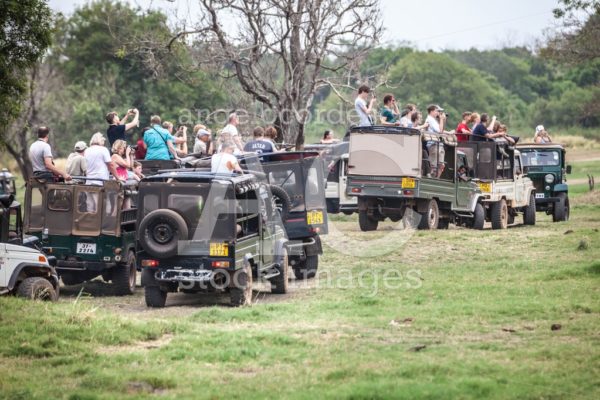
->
139, 209, 188, 258
418, 199, 439, 230
437, 218, 450, 229
293, 254, 318, 280
230, 262, 253, 306
143, 268, 167, 307
113, 251, 136, 296
17, 277, 57, 301
60, 273, 86, 286
553, 193, 569, 222
269, 185, 291, 221
145, 286, 167, 308
270, 247, 289, 294
491, 199, 508, 229
358, 210, 378, 231
523, 193, 536, 225
471, 203, 485, 230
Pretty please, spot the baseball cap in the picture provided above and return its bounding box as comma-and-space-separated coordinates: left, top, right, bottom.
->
74, 141, 87, 151
197, 129, 210, 137
535, 125, 545, 133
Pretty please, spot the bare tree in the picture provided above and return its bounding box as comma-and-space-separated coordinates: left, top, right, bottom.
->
180, 0, 382, 147
4, 62, 59, 181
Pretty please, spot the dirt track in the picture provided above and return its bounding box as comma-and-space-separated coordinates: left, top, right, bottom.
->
58, 276, 316, 319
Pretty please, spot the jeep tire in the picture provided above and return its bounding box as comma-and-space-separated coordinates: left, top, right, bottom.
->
17, 277, 57, 301
491, 199, 508, 229
293, 254, 318, 280
358, 210, 378, 231
143, 268, 167, 307
270, 247, 289, 294
139, 209, 188, 258
418, 199, 439, 230
471, 202, 485, 230
230, 262, 253, 306
269, 185, 292, 221
523, 193, 536, 225
113, 251, 136, 296
553, 192, 569, 222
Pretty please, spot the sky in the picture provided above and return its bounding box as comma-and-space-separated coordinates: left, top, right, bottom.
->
48, 0, 560, 50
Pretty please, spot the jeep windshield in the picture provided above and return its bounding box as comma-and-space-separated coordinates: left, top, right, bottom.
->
521, 150, 560, 167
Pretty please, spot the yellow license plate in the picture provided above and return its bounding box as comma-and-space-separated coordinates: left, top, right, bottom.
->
478, 182, 492, 192
402, 177, 416, 189
307, 210, 324, 225
209, 242, 229, 257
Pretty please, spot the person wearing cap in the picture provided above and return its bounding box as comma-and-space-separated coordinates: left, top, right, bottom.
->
534, 125, 552, 144
193, 124, 213, 155
66, 141, 88, 179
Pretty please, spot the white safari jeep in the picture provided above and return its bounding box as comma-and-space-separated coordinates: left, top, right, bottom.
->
0, 243, 59, 301
457, 141, 536, 229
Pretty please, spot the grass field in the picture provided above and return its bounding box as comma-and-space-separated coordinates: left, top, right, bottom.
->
0, 154, 599, 399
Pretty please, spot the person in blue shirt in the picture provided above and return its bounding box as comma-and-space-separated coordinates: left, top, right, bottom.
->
144, 115, 186, 160
243, 127, 275, 154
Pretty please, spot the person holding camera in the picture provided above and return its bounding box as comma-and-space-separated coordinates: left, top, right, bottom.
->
380, 94, 401, 126
163, 121, 189, 157
355, 85, 377, 126
111, 140, 134, 181
106, 108, 140, 147
425, 105, 452, 178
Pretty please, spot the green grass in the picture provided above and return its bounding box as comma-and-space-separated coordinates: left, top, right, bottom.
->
1, 204, 599, 399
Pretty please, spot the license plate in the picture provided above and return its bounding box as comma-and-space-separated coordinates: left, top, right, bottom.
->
307, 210, 324, 225
209, 242, 229, 257
76, 243, 96, 254
536, 193, 545, 199
478, 182, 492, 193
402, 177, 416, 189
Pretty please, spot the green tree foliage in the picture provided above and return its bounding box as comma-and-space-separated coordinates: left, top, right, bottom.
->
43, 0, 224, 154
0, 0, 52, 143
387, 52, 526, 127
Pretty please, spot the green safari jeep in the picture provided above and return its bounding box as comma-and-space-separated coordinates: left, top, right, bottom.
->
518, 143, 571, 221
24, 179, 138, 295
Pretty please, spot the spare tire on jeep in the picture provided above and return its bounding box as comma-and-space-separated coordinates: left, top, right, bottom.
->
269, 184, 291, 221
138, 209, 188, 258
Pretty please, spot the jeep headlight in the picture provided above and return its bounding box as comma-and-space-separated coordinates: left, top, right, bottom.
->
544, 174, 555, 184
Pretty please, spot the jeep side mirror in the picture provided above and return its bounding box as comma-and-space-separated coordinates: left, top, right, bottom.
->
516, 168, 522, 176
566, 165, 572, 174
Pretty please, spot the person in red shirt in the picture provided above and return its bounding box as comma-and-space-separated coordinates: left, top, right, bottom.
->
456, 111, 472, 142
134, 130, 147, 160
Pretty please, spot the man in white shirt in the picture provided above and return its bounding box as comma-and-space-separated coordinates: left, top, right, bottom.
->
85, 132, 122, 185
424, 105, 449, 178
211, 142, 243, 174
354, 85, 376, 126
220, 113, 244, 153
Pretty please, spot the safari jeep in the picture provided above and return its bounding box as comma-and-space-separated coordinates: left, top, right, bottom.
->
346, 126, 486, 231
457, 140, 536, 229
25, 179, 138, 295
518, 143, 570, 222
239, 152, 328, 279
136, 171, 288, 307
1, 171, 59, 301
305, 142, 357, 215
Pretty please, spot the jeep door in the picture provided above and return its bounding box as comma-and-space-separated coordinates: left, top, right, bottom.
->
455, 152, 472, 208
514, 155, 525, 205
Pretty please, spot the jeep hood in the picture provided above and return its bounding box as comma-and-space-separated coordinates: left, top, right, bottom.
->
1, 243, 44, 255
